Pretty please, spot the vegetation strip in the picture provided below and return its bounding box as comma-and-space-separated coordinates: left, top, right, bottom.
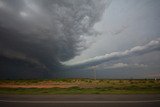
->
0, 79, 159, 94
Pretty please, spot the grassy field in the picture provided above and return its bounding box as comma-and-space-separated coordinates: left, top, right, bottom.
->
0, 79, 160, 94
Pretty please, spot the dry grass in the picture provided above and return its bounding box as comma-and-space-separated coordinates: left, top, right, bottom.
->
0, 79, 159, 94
0, 79, 160, 89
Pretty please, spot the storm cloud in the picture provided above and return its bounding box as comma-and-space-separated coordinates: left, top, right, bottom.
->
0, 0, 160, 79
63, 38, 160, 67
0, 0, 109, 78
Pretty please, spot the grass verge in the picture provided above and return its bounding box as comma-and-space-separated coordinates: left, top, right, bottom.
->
0, 88, 160, 94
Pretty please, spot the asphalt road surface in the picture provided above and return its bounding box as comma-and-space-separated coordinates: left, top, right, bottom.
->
0, 94, 160, 107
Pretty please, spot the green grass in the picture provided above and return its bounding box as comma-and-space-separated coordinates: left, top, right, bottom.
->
0, 88, 160, 94
0, 79, 160, 94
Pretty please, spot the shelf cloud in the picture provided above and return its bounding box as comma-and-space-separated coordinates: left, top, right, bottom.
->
62, 38, 160, 67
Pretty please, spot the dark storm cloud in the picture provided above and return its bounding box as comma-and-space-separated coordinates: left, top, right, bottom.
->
0, 0, 109, 75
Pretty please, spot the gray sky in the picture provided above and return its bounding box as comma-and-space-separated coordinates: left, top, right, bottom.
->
0, 0, 160, 79
63, 0, 160, 79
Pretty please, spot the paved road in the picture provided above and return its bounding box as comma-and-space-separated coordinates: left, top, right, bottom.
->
0, 94, 160, 107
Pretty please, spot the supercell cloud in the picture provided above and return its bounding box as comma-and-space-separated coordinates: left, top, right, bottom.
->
0, 0, 160, 79
0, 0, 109, 79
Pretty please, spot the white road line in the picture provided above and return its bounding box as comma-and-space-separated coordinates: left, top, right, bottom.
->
0, 100, 160, 103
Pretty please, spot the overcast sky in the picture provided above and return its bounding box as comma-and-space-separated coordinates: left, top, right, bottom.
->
0, 0, 160, 79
